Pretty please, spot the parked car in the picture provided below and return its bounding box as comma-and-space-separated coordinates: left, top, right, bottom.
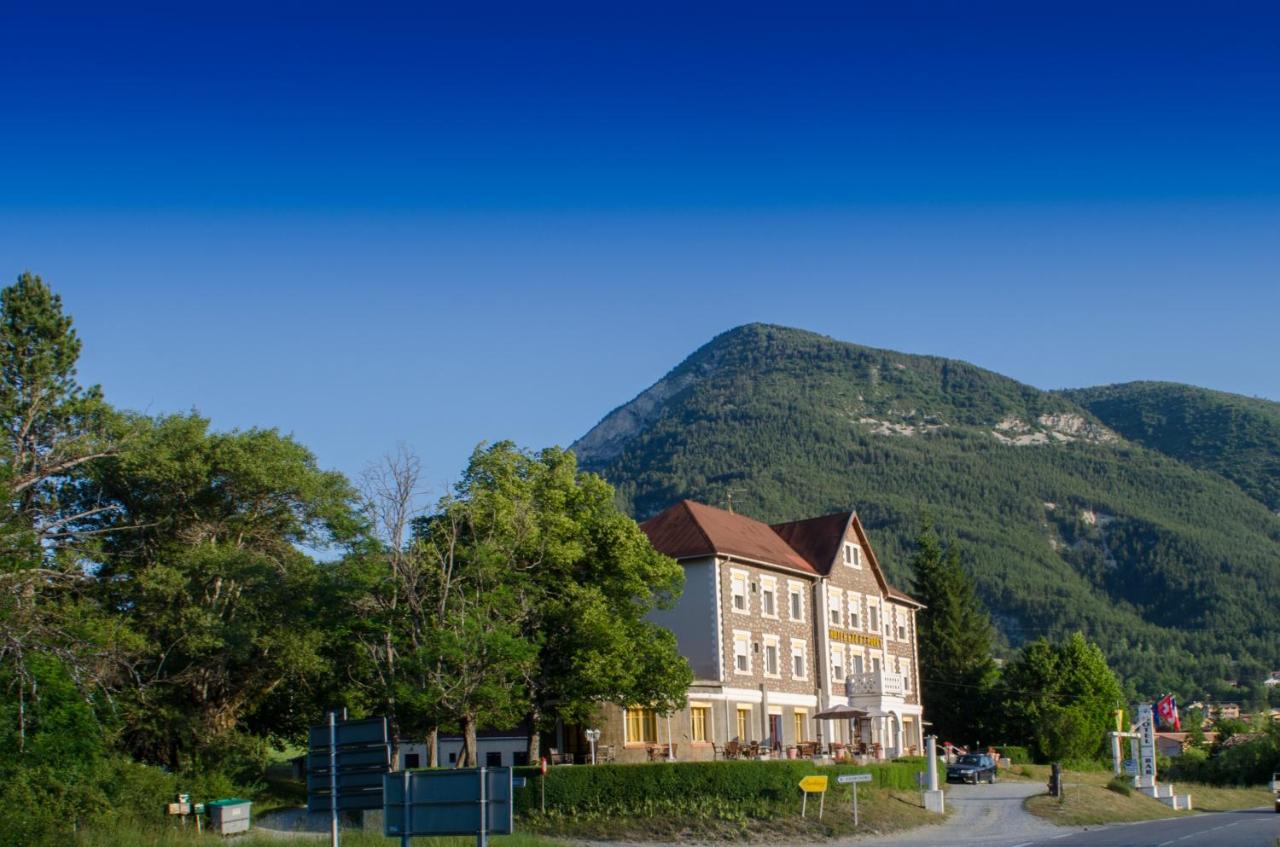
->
946, 753, 997, 784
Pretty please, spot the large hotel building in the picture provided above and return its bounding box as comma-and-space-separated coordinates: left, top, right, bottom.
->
594, 499, 925, 763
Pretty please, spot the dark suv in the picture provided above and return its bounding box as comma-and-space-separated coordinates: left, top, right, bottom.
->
946, 753, 997, 784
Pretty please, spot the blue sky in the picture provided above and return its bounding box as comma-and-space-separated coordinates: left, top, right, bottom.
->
2, 4, 1277, 487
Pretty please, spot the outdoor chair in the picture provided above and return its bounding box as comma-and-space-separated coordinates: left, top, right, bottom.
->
724, 740, 740, 759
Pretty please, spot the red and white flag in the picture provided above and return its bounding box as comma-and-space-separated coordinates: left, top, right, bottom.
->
1156, 695, 1181, 731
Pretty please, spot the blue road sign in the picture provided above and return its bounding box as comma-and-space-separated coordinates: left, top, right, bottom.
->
384, 767, 513, 838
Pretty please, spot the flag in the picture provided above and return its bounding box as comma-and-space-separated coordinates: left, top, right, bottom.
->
1156, 694, 1181, 731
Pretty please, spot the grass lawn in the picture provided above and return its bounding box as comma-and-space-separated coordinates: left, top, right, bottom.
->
1023, 766, 1273, 827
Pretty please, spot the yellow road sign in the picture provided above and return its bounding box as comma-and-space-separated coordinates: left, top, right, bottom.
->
799, 775, 828, 793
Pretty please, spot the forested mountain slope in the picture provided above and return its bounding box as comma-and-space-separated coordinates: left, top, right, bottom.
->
573, 324, 1280, 702
1062, 381, 1280, 514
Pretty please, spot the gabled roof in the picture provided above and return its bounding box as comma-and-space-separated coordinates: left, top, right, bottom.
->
640, 499, 922, 604
771, 512, 852, 574
641, 500, 818, 575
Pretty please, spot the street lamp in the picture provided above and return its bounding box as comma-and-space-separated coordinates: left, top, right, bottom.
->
585, 728, 601, 765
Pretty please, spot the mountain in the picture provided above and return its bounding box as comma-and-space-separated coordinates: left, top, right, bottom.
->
573, 324, 1280, 702
1061, 382, 1280, 514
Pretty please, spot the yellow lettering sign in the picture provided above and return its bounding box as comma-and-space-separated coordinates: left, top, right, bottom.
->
799, 775, 828, 793
828, 629, 881, 648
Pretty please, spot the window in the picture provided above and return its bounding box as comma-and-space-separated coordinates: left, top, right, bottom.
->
900, 658, 912, 692
831, 644, 845, 682
851, 649, 864, 675
793, 710, 807, 744
691, 706, 709, 742
763, 636, 780, 677
761, 576, 777, 618
790, 639, 808, 680
486, 751, 503, 767
404, 753, 420, 769
736, 707, 751, 741
868, 603, 879, 634
896, 606, 908, 640
848, 593, 861, 629
733, 630, 751, 674
625, 707, 658, 744
788, 582, 805, 621
828, 587, 843, 626
730, 570, 749, 613
870, 653, 882, 673
844, 543, 862, 568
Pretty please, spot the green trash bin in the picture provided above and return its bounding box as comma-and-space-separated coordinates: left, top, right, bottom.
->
207, 798, 252, 835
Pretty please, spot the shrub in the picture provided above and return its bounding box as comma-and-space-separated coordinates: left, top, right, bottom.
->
513, 759, 924, 819
997, 745, 1032, 764
1105, 775, 1131, 796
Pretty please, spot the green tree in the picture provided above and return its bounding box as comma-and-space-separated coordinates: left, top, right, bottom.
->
1000, 632, 1125, 762
909, 518, 998, 744
0, 272, 131, 747
345, 443, 692, 766
83, 413, 361, 769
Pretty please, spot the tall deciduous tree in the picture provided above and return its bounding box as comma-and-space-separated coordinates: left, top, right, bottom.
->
910, 518, 998, 745
346, 443, 692, 766
83, 413, 361, 769
999, 632, 1125, 762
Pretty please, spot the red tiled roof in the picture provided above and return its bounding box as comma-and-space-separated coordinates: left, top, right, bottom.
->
641, 500, 818, 575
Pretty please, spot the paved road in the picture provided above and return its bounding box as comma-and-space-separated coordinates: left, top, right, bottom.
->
845, 784, 1280, 847
1038, 808, 1279, 847
848, 780, 1071, 847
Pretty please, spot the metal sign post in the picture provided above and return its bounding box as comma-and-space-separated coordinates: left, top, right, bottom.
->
329, 711, 339, 847
477, 766, 488, 847
400, 770, 410, 847
585, 728, 600, 765
837, 773, 872, 826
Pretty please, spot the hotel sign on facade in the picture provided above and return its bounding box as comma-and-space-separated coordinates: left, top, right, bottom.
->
828, 629, 881, 648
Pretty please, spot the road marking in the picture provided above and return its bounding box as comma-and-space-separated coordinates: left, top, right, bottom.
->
1009, 842, 1034, 847
1050, 836, 1072, 841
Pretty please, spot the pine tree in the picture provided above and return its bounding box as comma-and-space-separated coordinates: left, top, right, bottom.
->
910, 517, 999, 746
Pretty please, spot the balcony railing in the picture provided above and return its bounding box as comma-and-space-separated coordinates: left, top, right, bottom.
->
846, 670, 905, 698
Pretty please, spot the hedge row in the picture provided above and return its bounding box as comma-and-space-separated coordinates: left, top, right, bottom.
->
511, 759, 924, 816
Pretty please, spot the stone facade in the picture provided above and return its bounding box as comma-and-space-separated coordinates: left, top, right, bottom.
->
589, 500, 925, 764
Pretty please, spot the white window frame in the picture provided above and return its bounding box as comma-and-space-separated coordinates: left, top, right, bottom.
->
760, 575, 778, 619
847, 592, 861, 630
844, 543, 862, 568
895, 605, 908, 641
787, 580, 805, 622
900, 658, 912, 692
790, 638, 808, 681
867, 600, 880, 634
733, 629, 751, 674
828, 587, 843, 627
730, 569, 749, 615
850, 646, 865, 675
830, 643, 845, 683
762, 634, 781, 678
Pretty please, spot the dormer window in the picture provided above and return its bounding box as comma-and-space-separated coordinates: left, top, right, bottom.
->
843, 543, 862, 568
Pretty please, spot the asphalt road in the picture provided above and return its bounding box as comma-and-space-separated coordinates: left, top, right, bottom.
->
853, 780, 1068, 847
1038, 808, 1279, 847
845, 783, 1280, 847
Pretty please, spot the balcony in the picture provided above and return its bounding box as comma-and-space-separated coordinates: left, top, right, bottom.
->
846, 670, 904, 698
